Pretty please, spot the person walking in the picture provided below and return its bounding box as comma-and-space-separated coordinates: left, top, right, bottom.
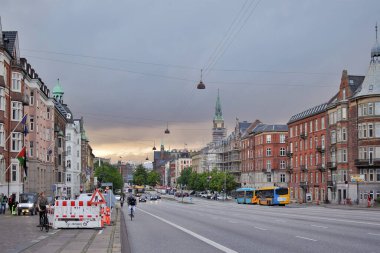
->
0, 194, 6, 214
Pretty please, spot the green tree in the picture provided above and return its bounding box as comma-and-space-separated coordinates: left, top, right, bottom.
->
177, 167, 192, 188
133, 165, 148, 186
147, 170, 161, 187
94, 163, 123, 192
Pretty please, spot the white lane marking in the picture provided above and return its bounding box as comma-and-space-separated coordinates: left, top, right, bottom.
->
31, 240, 39, 243
139, 208, 238, 253
310, 224, 328, 229
275, 219, 286, 223
37, 236, 48, 240
98, 229, 103, 235
228, 220, 239, 224
254, 226, 268, 231
296, 236, 318, 242
368, 233, 380, 236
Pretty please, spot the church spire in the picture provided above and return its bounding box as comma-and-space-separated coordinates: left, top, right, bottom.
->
214, 89, 223, 121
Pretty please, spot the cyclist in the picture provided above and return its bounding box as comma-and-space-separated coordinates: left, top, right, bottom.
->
127, 194, 137, 217
37, 192, 48, 226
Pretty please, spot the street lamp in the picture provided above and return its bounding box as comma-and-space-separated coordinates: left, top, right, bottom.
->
197, 69, 205, 89
152, 140, 157, 151
164, 122, 170, 134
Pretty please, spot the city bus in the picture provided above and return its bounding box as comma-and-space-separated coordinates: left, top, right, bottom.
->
256, 187, 290, 206
235, 188, 258, 204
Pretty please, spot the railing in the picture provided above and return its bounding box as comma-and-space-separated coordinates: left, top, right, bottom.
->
355, 159, 380, 167
286, 151, 293, 157
316, 164, 326, 172
300, 132, 307, 139
316, 145, 325, 153
327, 162, 337, 170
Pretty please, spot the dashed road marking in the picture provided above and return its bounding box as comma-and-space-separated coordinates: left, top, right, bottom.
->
139, 208, 238, 253
37, 236, 48, 240
254, 226, 268, 231
296, 236, 318, 242
31, 240, 39, 243
311, 224, 328, 229
368, 233, 380, 236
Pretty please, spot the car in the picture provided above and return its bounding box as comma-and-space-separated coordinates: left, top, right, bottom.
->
150, 195, 158, 201
115, 195, 121, 201
139, 196, 147, 202
17, 192, 38, 215
156, 194, 161, 199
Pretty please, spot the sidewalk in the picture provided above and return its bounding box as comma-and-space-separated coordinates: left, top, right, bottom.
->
287, 202, 380, 211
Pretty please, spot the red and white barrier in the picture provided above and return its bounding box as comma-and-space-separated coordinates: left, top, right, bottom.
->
50, 200, 104, 229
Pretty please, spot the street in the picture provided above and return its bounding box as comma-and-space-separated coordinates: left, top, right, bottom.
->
124, 198, 380, 253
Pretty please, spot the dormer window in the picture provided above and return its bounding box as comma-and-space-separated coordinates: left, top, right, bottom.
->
342, 89, 346, 100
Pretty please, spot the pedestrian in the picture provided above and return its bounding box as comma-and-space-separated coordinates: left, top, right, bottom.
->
0, 194, 5, 214
8, 195, 13, 214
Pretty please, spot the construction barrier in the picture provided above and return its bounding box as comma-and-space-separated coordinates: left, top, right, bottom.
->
51, 200, 104, 229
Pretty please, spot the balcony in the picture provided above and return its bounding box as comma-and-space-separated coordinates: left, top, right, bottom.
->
300, 181, 308, 189
316, 164, 326, 172
286, 151, 293, 157
327, 162, 337, 170
355, 159, 380, 167
300, 165, 308, 171
261, 168, 271, 174
300, 132, 307, 139
327, 180, 336, 189
316, 145, 325, 153
286, 165, 293, 173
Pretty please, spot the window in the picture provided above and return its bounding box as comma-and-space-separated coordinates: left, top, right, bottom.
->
315, 119, 318, 131
280, 174, 286, 183
77, 150, 80, 157
369, 123, 374, 138
376, 102, 380, 115
11, 72, 21, 92
0, 123, 4, 147
280, 160, 286, 169
47, 108, 50, 119
368, 103, 374, 115
267, 173, 271, 183
280, 148, 285, 156
331, 131, 336, 144
67, 146, 71, 156
11, 163, 18, 182
369, 169, 375, 182
342, 89, 346, 100
66, 133, 71, 141
266, 135, 271, 143
309, 121, 313, 133
67, 173, 71, 183
29, 141, 33, 157
342, 149, 347, 162
30, 117, 34, 131
58, 137, 62, 148
266, 160, 271, 170
342, 128, 347, 141
266, 148, 272, 156
11, 132, 22, 152
342, 107, 347, 119
309, 138, 312, 149
321, 135, 325, 148
321, 118, 325, 129
280, 134, 286, 143
377, 169, 380, 181
30, 91, 34, 105
376, 123, 380, 137
11, 101, 22, 121
0, 87, 5, 111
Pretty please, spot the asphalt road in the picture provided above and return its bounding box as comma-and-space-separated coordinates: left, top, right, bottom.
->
123, 197, 380, 253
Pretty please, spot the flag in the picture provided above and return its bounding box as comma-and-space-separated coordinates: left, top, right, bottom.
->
17, 146, 27, 178
21, 114, 28, 125
23, 125, 29, 137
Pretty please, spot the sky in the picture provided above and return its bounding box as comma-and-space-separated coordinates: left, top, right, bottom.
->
1, 0, 380, 163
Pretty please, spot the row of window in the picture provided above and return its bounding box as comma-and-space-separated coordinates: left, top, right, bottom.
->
359, 169, 380, 182
358, 123, 380, 139
329, 107, 348, 125
291, 153, 326, 167
290, 171, 326, 184
289, 118, 326, 138
289, 135, 326, 152
358, 102, 380, 116
255, 134, 286, 145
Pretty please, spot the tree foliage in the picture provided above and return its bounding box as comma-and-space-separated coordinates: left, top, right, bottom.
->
94, 162, 123, 192
133, 165, 148, 186
184, 169, 238, 193
147, 170, 161, 187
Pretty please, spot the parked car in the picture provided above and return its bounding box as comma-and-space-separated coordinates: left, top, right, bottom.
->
17, 192, 38, 215
139, 196, 147, 202
156, 195, 161, 199
150, 195, 158, 201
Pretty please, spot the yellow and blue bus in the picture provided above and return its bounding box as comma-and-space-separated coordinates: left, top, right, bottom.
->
235, 188, 258, 204
256, 187, 290, 206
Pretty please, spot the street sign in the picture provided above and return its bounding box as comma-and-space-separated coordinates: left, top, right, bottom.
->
89, 189, 106, 204
101, 182, 113, 187
351, 174, 364, 183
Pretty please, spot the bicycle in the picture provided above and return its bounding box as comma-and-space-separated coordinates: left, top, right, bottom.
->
39, 210, 49, 232
129, 205, 135, 221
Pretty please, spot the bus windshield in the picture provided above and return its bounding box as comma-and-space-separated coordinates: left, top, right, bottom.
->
275, 188, 288, 196
236, 191, 245, 198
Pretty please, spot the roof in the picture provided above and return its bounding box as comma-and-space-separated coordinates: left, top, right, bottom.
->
353, 59, 380, 99
288, 103, 328, 124
238, 121, 251, 133
2, 31, 17, 56
251, 123, 288, 134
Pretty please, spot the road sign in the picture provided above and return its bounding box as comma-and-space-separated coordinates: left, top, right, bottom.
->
101, 182, 113, 187
89, 189, 106, 204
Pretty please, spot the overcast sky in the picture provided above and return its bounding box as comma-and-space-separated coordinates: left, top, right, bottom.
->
1, 0, 379, 162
